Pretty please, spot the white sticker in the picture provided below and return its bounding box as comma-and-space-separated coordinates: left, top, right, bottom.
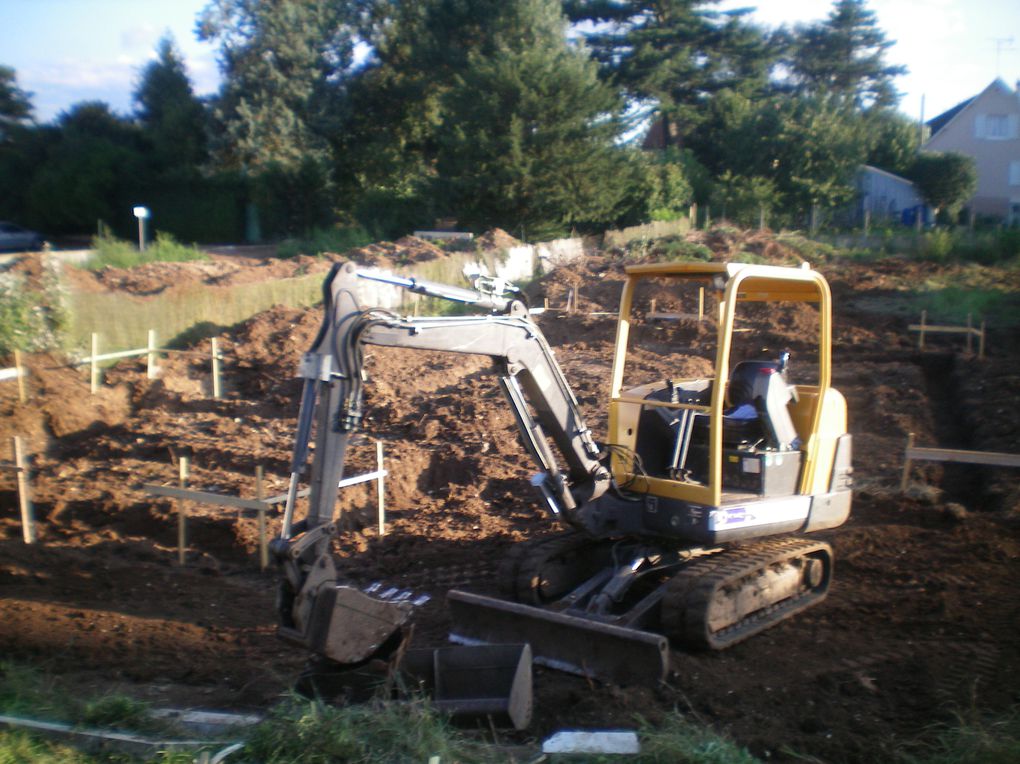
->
743, 458, 761, 474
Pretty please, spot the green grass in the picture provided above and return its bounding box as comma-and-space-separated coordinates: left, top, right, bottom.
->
67, 271, 326, 352
276, 225, 375, 259
86, 232, 209, 270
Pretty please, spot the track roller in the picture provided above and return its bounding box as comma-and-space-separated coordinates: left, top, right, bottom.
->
662, 537, 833, 650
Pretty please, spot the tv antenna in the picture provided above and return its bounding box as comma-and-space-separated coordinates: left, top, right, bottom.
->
989, 36, 1015, 76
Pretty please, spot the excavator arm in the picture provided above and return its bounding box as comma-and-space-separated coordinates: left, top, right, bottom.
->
272, 262, 610, 666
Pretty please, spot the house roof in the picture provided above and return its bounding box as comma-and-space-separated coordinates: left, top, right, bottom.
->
926, 96, 974, 136
925, 78, 1015, 139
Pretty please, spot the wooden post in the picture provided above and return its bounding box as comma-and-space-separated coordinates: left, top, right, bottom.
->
543, 297, 549, 310
13, 437, 35, 544
900, 433, 915, 493
571, 287, 578, 314
211, 337, 221, 399
918, 311, 927, 351
650, 298, 657, 315
256, 464, 268, 571
146, 329, 157, 380
14, 349, 26, 403
698, 287, 705, 322
979, 321, 986, 360
90, 333, 100, 394
376, 441, 386, 536
178, 456, 189, 566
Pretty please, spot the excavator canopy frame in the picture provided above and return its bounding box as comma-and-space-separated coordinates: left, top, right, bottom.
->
607, 262, 835, 508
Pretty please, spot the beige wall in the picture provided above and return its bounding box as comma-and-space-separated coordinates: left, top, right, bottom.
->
924, 80, 1020, 220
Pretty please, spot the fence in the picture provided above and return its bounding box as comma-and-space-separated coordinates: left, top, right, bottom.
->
144, 443, 387, 570
1, 436, 34, 543
79, 331, 224, 396
900, 432, 1020, 492
908, 311, 986, 359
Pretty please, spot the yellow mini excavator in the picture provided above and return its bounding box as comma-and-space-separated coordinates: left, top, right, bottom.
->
272, 260, 853, 685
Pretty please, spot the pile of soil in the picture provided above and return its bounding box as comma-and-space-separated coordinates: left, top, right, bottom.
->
1, 234, 1018, 761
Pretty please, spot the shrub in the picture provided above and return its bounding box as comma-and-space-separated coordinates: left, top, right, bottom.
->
86, 231, 208, 270
276, 225, 375, 259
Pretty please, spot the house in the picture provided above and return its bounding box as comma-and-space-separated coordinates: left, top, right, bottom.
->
924, 78, 1020, 224
853, 165, 929, 227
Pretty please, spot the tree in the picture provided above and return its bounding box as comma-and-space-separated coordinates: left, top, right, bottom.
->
908, 152, 977, 219
862, 108, 920, 176
435, 0, 634, 236
26, 102, 148, 233
0, 65, 33, 143
788, 0, 906, 109
565, 1, 776, 144
197, 0, 356, 172
687, 90, 869, 225
134, 34, 208, 172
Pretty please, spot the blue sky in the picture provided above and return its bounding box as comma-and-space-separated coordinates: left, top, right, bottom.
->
1, 0, 1018, 124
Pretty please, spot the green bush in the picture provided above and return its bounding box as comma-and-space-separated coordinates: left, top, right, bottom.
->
86, 231, 208, 270
276, 225, 375, 258
0, 258, 67, 355
918, 229, 956, 262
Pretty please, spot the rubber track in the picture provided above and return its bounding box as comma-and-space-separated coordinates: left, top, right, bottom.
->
499, 531, 591, 605
662, 537, 832, 650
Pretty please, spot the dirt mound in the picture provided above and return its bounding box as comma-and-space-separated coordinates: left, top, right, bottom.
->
476, 228, 523, 251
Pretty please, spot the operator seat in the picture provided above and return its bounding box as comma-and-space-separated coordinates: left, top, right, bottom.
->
691, 353, 800, 451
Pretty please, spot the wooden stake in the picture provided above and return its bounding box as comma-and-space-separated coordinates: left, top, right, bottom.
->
211, 338, 221, 399
979, 321, 986, 360
14, 349, 26, 403
965, 313, 973, 355
698, 287, 705, 322
376, 441, 386, 536
178, 456, 189, 565
918, 311, 927, 351
256, 464, 268, 571
147, 329, 157, 379
14, 437, 35, 544
90, 333, 100, 394
650, 298, 657, 315
900, 432, 915, 493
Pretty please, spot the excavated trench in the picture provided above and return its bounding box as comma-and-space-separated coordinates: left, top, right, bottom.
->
918, 352, 996, 509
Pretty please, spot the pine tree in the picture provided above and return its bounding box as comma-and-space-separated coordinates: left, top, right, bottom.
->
789, 0, 906, 109
436, 0, 633, 235
565, 1, 776, 144
0, 65, 33, 143
197, 0, 356, 172
134, 35, 208, 173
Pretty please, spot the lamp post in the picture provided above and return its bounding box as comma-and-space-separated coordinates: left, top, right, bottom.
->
133, 206, 150, 251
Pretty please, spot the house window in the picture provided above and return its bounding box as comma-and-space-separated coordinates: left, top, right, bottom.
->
984, 114, 1009, 139
1010, 161, 1020, 186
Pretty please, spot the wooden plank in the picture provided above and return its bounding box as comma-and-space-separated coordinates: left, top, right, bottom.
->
146, 483, 271, 511
907, 324, 981, 335
648, 312, 702, 322
14, 437, 35, 543
905, 446, 1020, 468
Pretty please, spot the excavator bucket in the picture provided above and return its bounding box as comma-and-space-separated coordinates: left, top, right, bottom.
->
447, 590, 669, 686
400, 643, 533, 730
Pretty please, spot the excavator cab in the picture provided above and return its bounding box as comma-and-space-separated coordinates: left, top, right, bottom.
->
603, 262, 853, 544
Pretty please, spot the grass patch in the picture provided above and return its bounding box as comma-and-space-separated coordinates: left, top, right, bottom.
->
276, 226, 375, 259
894, 707, 1020, 764
67, 271, 326, 352
86, 232, 209, 270
245, 696, 488, 764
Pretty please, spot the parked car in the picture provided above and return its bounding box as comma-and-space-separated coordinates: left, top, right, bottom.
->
0, 222, 45, 252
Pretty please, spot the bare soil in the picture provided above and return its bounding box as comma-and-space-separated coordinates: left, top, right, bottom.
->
1, 233, 1019, 762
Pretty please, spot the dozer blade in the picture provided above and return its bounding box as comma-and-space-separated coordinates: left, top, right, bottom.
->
447, 590, 669, 686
